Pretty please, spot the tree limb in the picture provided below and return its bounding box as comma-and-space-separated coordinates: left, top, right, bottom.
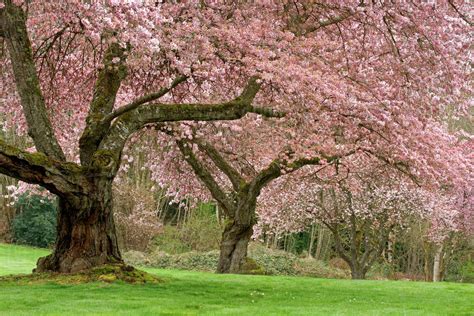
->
194, 140, 245, 191
1, 2, 65, 161
100, 77, 277, 167
249, 150, 356, 197
175, 139, 234, 212
0, 139, 86, 197
79, 40, 129, 165
102, 75, 188, 124
448, 0, 473, 26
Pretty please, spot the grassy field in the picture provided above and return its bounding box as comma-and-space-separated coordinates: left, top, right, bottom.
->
0, 243, 473, 315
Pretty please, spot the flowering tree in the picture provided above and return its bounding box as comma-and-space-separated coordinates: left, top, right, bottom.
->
0, 1, 283, 272
0, 1, 471, 274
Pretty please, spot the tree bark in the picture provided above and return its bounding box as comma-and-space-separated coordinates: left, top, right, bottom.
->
35, 182, 121, 273
433, 244, 443, 282
350, 266, 367, 280
217, 219, 254, 273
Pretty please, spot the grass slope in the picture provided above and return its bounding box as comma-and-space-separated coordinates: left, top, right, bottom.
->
0, 243, 473, 316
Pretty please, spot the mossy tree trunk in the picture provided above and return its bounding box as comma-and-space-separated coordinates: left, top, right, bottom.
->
217, 215, 254, 273
36, 182, 122, 273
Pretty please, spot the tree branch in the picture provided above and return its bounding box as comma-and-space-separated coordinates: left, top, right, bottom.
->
448, 0, 473, 26
99, 77, 277, 168
0, 139, 86, 197
102, 75, 188, 125
249, 150, 356, 197
79, 40, 129, 165
362, 149, 419, 185
249, 106, 286, 118
1, 2, 65, 161
175, 139, 234, 212
194, 140, 245, 191
0, 8, 4, 37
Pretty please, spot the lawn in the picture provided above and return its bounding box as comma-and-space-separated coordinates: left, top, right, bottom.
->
0, 243, 473, 315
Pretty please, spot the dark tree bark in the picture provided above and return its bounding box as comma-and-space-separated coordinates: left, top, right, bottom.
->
217, 219, 254, 273
36, 188, 121, 273
350, 266, 367, 280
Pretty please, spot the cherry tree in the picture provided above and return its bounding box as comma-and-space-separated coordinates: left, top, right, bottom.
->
144, 1, 472, 275
0, 1, 472, 274
0, 1, 284, 272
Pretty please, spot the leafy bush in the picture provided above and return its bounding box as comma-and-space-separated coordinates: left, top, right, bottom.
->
152, 226, 192, 254
11, 194, 57, 248
114, 184, 162, 251
459, 261, 474, 283
124, 244, 349, 279
124, 250, 220, 272
247, 243, 297, 275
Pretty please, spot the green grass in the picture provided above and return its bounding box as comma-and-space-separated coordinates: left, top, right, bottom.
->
0, 243, 473, 315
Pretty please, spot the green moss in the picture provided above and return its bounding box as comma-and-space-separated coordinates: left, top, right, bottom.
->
240, 258, 266, 275
98, 274, 117, 283
91, 149, 116, 169
0, 264, 161, 285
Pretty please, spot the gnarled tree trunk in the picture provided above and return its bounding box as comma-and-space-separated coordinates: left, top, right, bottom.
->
35, 181, 122, 273
217, 219, 253, 273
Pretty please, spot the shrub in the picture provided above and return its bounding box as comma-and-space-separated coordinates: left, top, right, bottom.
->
114, 184, 162, 251
459, 261, 474, 283
11, 194, 57, 248
248, 243, 297, 275
328, 257, 350, 270
294, 258, 349, 279
124, 250, 220, 272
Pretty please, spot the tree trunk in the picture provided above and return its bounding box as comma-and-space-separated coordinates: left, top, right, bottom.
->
307, 224, 316, 258
35, 182, 122, 273
315, 224, 325, 260
217, 219, 253, 273
350, 265, 366, 280
433, 244, 443, 282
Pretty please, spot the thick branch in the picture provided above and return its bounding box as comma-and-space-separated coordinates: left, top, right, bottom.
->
100, 77, 275, 167
249, 153, 349, 197
195, 140, 244, 191
102, 75, 188, 124
0, 139, 86, 197
176, 139, 234, 212
1, 2, 65, 161
0, 8, 4, 37
79, 41, 129, 165
249, 106, 286, 118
